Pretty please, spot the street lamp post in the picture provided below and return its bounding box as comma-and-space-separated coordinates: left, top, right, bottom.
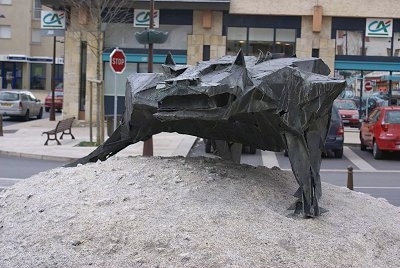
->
134, 0, 168, 157
142, 0, 155, 156
50, 36, 56, 121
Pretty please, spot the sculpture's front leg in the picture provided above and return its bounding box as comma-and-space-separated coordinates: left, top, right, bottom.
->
284, 131, 321, 217
64, 125, 134, 167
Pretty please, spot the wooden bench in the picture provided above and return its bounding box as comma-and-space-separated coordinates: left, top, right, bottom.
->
42, 117, 76, 145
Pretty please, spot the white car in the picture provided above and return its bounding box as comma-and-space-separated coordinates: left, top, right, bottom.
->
0, 90, 43, 121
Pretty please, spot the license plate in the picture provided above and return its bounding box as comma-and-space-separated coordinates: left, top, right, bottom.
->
0, 103, 12, 107
342, 120, 349, 123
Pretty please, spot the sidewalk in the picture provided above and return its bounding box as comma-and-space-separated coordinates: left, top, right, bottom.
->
0, 116, 198, 162
0, 116, 360, 163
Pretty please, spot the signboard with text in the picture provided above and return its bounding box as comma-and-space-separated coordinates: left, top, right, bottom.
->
134, 9, 159, 28
41, 11, 66, 30
366, 18, 393, 37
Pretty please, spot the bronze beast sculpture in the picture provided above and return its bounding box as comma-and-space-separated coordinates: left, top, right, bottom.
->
67, 50, 346, 217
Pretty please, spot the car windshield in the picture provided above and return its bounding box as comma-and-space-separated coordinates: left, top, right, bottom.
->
334, 100, 357, 110
385, 110, 400, 124
0, 92, 19, 101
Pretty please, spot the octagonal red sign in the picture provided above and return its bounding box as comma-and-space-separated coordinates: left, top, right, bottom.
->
110, 48, 126, 74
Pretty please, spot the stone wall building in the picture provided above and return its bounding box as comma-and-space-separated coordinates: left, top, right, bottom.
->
41, 0, 400, 121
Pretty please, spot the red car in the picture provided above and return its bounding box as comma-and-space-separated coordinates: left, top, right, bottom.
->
44, 83, 63, 112
360, 106, 400, 159
334, 99, 360, 128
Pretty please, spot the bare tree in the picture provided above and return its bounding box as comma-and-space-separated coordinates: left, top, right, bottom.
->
57, 0, 133, 144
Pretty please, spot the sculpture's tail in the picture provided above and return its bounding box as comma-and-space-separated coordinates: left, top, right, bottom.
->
64, 125, 133, 167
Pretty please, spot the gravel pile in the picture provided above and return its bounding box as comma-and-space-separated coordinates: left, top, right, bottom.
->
1, 156, 400, 267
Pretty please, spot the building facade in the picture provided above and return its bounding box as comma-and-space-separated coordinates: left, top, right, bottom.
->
0, 0, 64, 100
41, 0, 400, 121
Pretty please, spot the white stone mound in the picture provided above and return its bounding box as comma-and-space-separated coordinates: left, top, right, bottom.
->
1, 156, 399, 267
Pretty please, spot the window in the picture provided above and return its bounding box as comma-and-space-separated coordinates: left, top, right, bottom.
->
226, 27, 247, 55
388, 32, 400, 57
226, 27, 296, 57
31, 28, 41, 43
248, 28, 274, 56
33, 0, 41, 19
0, 0, 12, 4
0, 25, 11, 38
365, 36, 391, 56
336, 30, 363, 55
30, 63, 46, 89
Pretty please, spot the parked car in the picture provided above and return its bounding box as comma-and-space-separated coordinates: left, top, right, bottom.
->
0, 90, 43, 121
323, 104, 345, 158
334, 99, 360, 128
285, 105, 344, 158
359, 106, 400, 159
44, 83, 63, 112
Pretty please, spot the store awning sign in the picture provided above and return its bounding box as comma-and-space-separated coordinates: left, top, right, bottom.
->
366, 18, 393, 37
41, 11, 66, 30
134, 9, 159, 28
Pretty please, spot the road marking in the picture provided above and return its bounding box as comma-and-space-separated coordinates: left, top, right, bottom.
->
343, 146, 376, 171
0, 177, 24, 181
261, 150, 280, 168
355, 186, 400, 189
320, 169, 400, 173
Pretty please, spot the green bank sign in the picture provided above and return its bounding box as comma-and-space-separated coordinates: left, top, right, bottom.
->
366, 18, 393, 37
41, 11, 66, 30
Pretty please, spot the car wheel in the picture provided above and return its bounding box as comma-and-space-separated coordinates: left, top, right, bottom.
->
45, 107, 50, 112
333, 149, 343, 158
372, 140, 384, 160
24, 110, 30, 121
37, 107, 43, 119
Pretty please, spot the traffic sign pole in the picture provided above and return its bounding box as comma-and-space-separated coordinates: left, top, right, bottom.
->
109, 48, 126, 133
114, 73, 118, 131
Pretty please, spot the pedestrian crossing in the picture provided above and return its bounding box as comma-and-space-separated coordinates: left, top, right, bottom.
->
259, 146, 400, 173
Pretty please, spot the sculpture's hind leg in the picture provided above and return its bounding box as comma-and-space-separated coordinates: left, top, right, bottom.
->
284, 131, 322, 217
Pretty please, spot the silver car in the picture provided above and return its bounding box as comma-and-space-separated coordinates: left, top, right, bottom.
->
0, 90, 43, 121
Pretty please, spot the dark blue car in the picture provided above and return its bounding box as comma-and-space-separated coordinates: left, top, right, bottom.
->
285, 105, 344, 158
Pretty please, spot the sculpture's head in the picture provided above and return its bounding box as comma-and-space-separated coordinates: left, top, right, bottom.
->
155, 50, 253, 121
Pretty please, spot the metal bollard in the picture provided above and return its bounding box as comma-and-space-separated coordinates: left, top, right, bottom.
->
347, 165, 353, 190
0, 114, 3, 136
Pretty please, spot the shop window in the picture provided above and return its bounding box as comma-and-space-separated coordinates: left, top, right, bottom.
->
336, 30, 363, 55
388, 32, 400, 57
227, 27, 296, 57
30, 63, 46, 89
226, 27, 247, 55
275, 28, 296, 56
248, 28, 274, 56
365, 36, 391, 56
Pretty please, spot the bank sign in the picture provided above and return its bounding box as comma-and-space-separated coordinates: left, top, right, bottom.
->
41, 11, 66, 29
134, 9, 159, 28
366, 18, 393, 37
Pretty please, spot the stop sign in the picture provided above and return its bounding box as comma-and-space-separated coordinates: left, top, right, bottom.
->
365, 81, 373, 91
110, 48, 126, 74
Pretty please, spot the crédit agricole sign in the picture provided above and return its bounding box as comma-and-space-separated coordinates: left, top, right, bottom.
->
366, 18, 393, 37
